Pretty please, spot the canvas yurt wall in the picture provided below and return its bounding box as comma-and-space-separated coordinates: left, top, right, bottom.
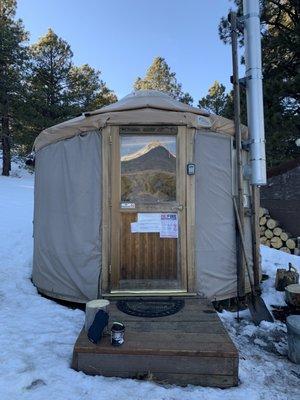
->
33, 132, 102, 301
32, 90, 253, 303
195, 131, 253, 299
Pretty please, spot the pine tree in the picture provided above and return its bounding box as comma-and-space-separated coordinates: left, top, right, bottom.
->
67, 64, 117, 114
15, 30, 117, 152
134, 57, 193, 105
0, 0, 28, 175
219, 0, 300, 166
198, 81, 228, 115
28, 28, 73, 132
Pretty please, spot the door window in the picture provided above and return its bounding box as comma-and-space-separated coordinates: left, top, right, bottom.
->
121, 135, 177, 203
110, 127, 187, 293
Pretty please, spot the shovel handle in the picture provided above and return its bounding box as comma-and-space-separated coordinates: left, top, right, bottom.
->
233, 196, 255, 291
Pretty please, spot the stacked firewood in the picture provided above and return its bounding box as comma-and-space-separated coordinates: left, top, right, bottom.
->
259, 207, 297, 253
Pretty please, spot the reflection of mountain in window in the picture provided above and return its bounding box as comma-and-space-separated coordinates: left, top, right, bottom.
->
121, 135, 176, 203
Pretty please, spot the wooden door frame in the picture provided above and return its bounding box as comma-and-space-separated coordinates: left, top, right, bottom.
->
100, 125, 196, 297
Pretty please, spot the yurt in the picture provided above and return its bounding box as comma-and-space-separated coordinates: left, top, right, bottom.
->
32, 90, 255, 303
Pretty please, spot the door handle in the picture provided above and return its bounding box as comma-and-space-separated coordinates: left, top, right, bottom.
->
172, 205, 184, 211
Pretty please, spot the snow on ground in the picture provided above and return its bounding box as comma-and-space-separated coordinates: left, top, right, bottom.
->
219, 246, 300, 400
0, 163, 299, 400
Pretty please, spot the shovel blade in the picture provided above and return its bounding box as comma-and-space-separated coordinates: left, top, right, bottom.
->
248, 295, 274, 326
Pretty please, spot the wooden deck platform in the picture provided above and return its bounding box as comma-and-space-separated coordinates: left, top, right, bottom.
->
72, 298, 239, 387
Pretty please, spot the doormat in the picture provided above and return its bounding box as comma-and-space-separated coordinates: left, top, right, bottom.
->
116, 299, 185, 318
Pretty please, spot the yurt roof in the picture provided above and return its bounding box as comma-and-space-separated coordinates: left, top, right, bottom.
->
84, 90, 208, 116
34, 90, 248, 151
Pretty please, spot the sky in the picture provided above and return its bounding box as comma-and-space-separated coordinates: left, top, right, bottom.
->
16, 0, 242, 105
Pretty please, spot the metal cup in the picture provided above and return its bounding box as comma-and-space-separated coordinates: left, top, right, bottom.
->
111, 322, 125, 346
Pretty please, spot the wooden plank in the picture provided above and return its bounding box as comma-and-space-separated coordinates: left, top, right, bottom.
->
186, 128, 196, 292
251, 185, 262, 292
76, 353, 237, 375
231, 12, 246, 298
101, 126, 111, 294
111, 126, 121, 289
107, 304, 221, 323
120, 213, 178, 284
75, 330, 237, 357
73, 368, 238, 387
177, 126, 188, 291
119, 203, 181, 212
71, 351, 78, 370
108, 298, 215, 311
120, 126, 178, 135
108, 310, 220, 323
80, 329, 233, 347
113, 320, 227, 334
119, 279, 180, 290
108, 298, 214, 310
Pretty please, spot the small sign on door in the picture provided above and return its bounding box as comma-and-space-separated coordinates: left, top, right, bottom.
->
130, 213, 178, 238
160, 213, 178, 238
121, 202, 135, 209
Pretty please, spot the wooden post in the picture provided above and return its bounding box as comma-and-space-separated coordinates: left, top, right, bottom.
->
230, 11, 245, 298
1, 95, 11, 176
251, 185, 261, 292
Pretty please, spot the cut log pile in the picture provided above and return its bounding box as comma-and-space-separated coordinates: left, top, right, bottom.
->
259, 207, 297, 253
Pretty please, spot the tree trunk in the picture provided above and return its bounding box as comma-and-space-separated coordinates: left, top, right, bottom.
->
265, 229, 274, 239
280, 247, 291, 254
1, 95, 11, 176
273, 227, 283, 237
266, 218, 279, 229
286, 239, 296, 250
259, 216, 267, 226
280, 232, 289, 242
260, 236, 268, 245
259, 207, 269, 218
251, 185, 261, 292
270, 236, 283, 249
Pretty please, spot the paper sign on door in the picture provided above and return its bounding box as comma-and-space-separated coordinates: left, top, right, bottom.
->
130, 213, 178, 238
160, 213, 178, 238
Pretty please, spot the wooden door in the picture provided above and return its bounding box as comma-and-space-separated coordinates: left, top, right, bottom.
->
110, 126, 187, 294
